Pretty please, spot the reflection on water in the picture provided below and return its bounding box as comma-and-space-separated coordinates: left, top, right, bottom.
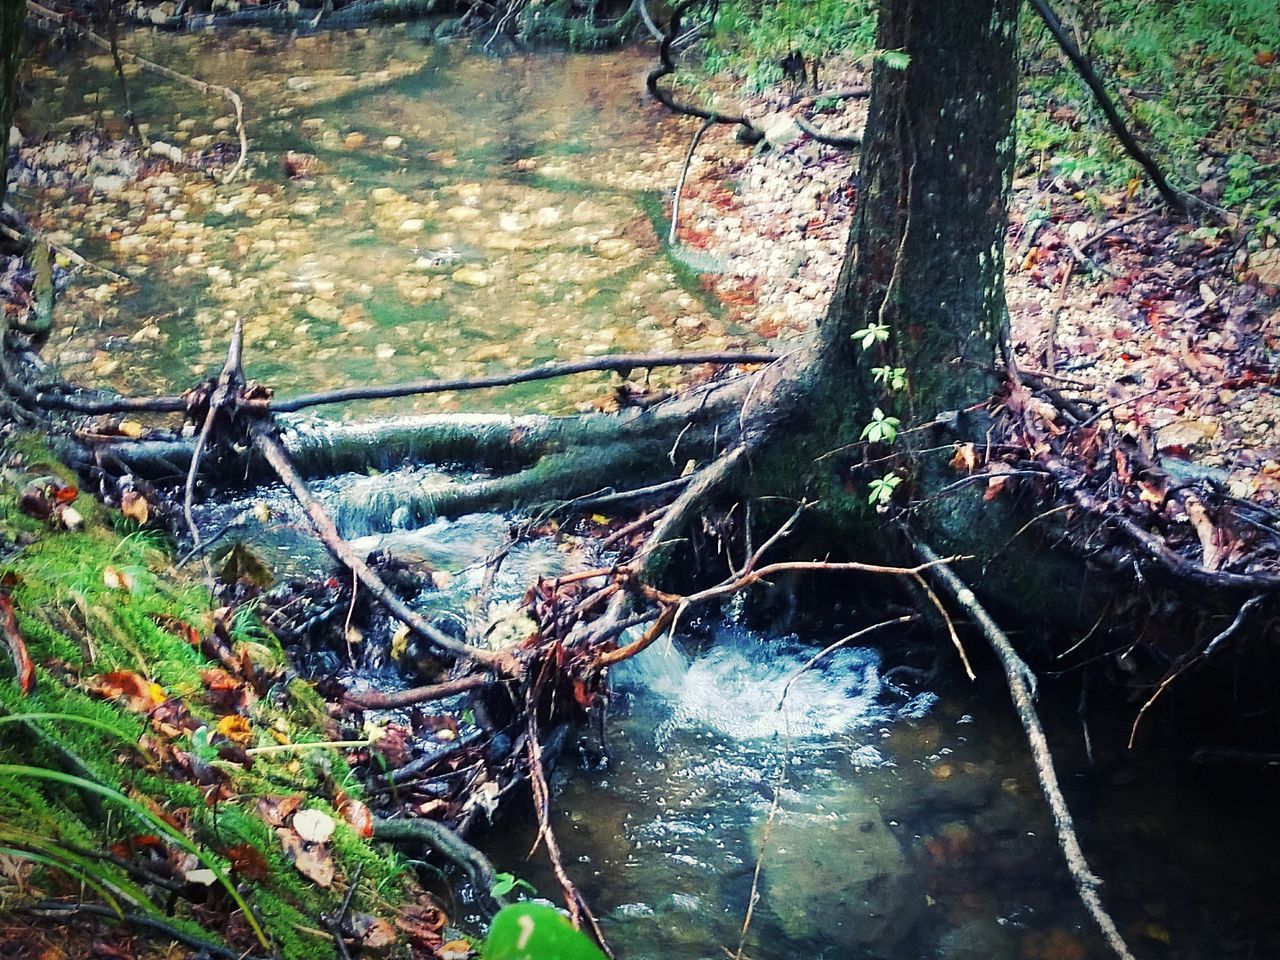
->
497, 619, 1280, 960
18, 30, 744, 415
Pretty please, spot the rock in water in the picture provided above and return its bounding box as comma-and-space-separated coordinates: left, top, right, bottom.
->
755, 784, 922, 953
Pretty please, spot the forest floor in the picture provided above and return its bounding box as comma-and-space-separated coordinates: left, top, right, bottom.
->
664, 59, 1280, 579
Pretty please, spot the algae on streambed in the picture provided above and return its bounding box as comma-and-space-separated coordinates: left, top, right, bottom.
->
13, 31, 751, 418
0, 434, 440, 959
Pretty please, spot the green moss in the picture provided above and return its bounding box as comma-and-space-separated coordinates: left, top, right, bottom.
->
0, 434, 412, 958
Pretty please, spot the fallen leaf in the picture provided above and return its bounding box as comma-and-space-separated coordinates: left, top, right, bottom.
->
86, 671, 166, 713
121, 490, 150, 524
227, 843, 270, 882
950, 442, 979, 474
102, 565, 135, 592
350, 914, 397, 950
338, 795, 374, 839
277, 827, 334, 887
0, 596, 35, 695
216, 714, 254, 745
257, 794, 304, 827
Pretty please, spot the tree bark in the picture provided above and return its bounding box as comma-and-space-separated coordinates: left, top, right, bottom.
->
0, 0, 23, 209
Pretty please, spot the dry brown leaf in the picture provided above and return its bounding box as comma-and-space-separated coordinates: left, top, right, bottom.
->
257, 794, 304, 827
1183, 492, 1236, 572
276, 827, 334, 887
950, 442, 979, 474
350, 914, 397, 951
121, 490, 150, 525
85, 670, 166, 713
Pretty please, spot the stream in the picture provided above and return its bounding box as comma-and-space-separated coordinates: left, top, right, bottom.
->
16, 26, 1280, 960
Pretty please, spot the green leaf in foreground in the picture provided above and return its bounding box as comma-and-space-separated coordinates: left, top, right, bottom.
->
482, 903, 607, 960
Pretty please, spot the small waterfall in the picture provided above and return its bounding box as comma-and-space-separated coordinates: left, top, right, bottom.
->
611, 621, 932, 748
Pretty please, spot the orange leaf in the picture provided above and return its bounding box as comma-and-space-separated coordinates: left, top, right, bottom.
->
227, 843, 270, 882
86, 670, 166, 713
338, 794, 374, 839
216, 714, 254, 745
1, 596, 35, 695
949, 443, 979, 474
258, 794, 304, 827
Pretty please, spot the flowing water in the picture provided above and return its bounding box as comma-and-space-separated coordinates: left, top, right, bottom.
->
501, 621, 1280, 960
19, 28, 1280, 960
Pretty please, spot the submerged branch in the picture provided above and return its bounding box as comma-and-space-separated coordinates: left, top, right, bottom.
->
268, 350, 777, 413
26, 1, 250, 183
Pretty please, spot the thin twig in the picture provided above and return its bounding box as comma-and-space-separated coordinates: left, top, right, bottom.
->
1128, 595, 1264, 748
183, 318, 243, 572
670, 118, 714, 246
907, 533, 1138, 960
27, 1, 250, 183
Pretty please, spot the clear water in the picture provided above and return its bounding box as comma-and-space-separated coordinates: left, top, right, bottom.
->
24, 28, 1280, 960
496, 619, 1280, 960
16, 29, 744, 416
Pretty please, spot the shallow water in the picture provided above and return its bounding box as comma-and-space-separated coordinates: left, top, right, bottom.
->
17, 29, 743, 415
495, 618, 1280, 960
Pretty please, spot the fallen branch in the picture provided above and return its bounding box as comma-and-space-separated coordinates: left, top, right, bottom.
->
669, 117, 714, 246
183, 318, 243, 566
249, 420, 521, 676
646, 0, 750, 128
268, 351, 775, 414
344, 672, 495, 710
524, 695, 612, 957
794, 113, 861, 150
26, 1, 250, 183
1127, 594, 1265, 748
907, 534, 1138, 960
0, 219, 133, 284
1029, 0, 1182, 212
372, 816, 506, 912
20, 901, 263, 960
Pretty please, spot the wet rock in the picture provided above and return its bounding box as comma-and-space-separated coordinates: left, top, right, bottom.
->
92, 174, 128, 196
1156, 418, 1218, 453
936, 918, 1017, 960
595, 238, 634, 260
756, 784, 922, 953
306, 298, 341, 322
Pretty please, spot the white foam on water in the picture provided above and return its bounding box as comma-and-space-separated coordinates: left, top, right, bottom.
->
613, 622, 927, 747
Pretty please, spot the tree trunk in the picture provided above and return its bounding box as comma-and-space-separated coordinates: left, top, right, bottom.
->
0, 0, 22, 209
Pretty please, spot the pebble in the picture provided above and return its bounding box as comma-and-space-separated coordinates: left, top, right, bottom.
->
451, 267, 490, 287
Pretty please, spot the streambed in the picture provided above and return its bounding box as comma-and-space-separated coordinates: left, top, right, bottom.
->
16, 28, 749, 415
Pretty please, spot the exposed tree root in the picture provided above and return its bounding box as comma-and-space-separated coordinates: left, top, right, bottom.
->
907, 533, 1138, 960
371, 817, 506, 913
